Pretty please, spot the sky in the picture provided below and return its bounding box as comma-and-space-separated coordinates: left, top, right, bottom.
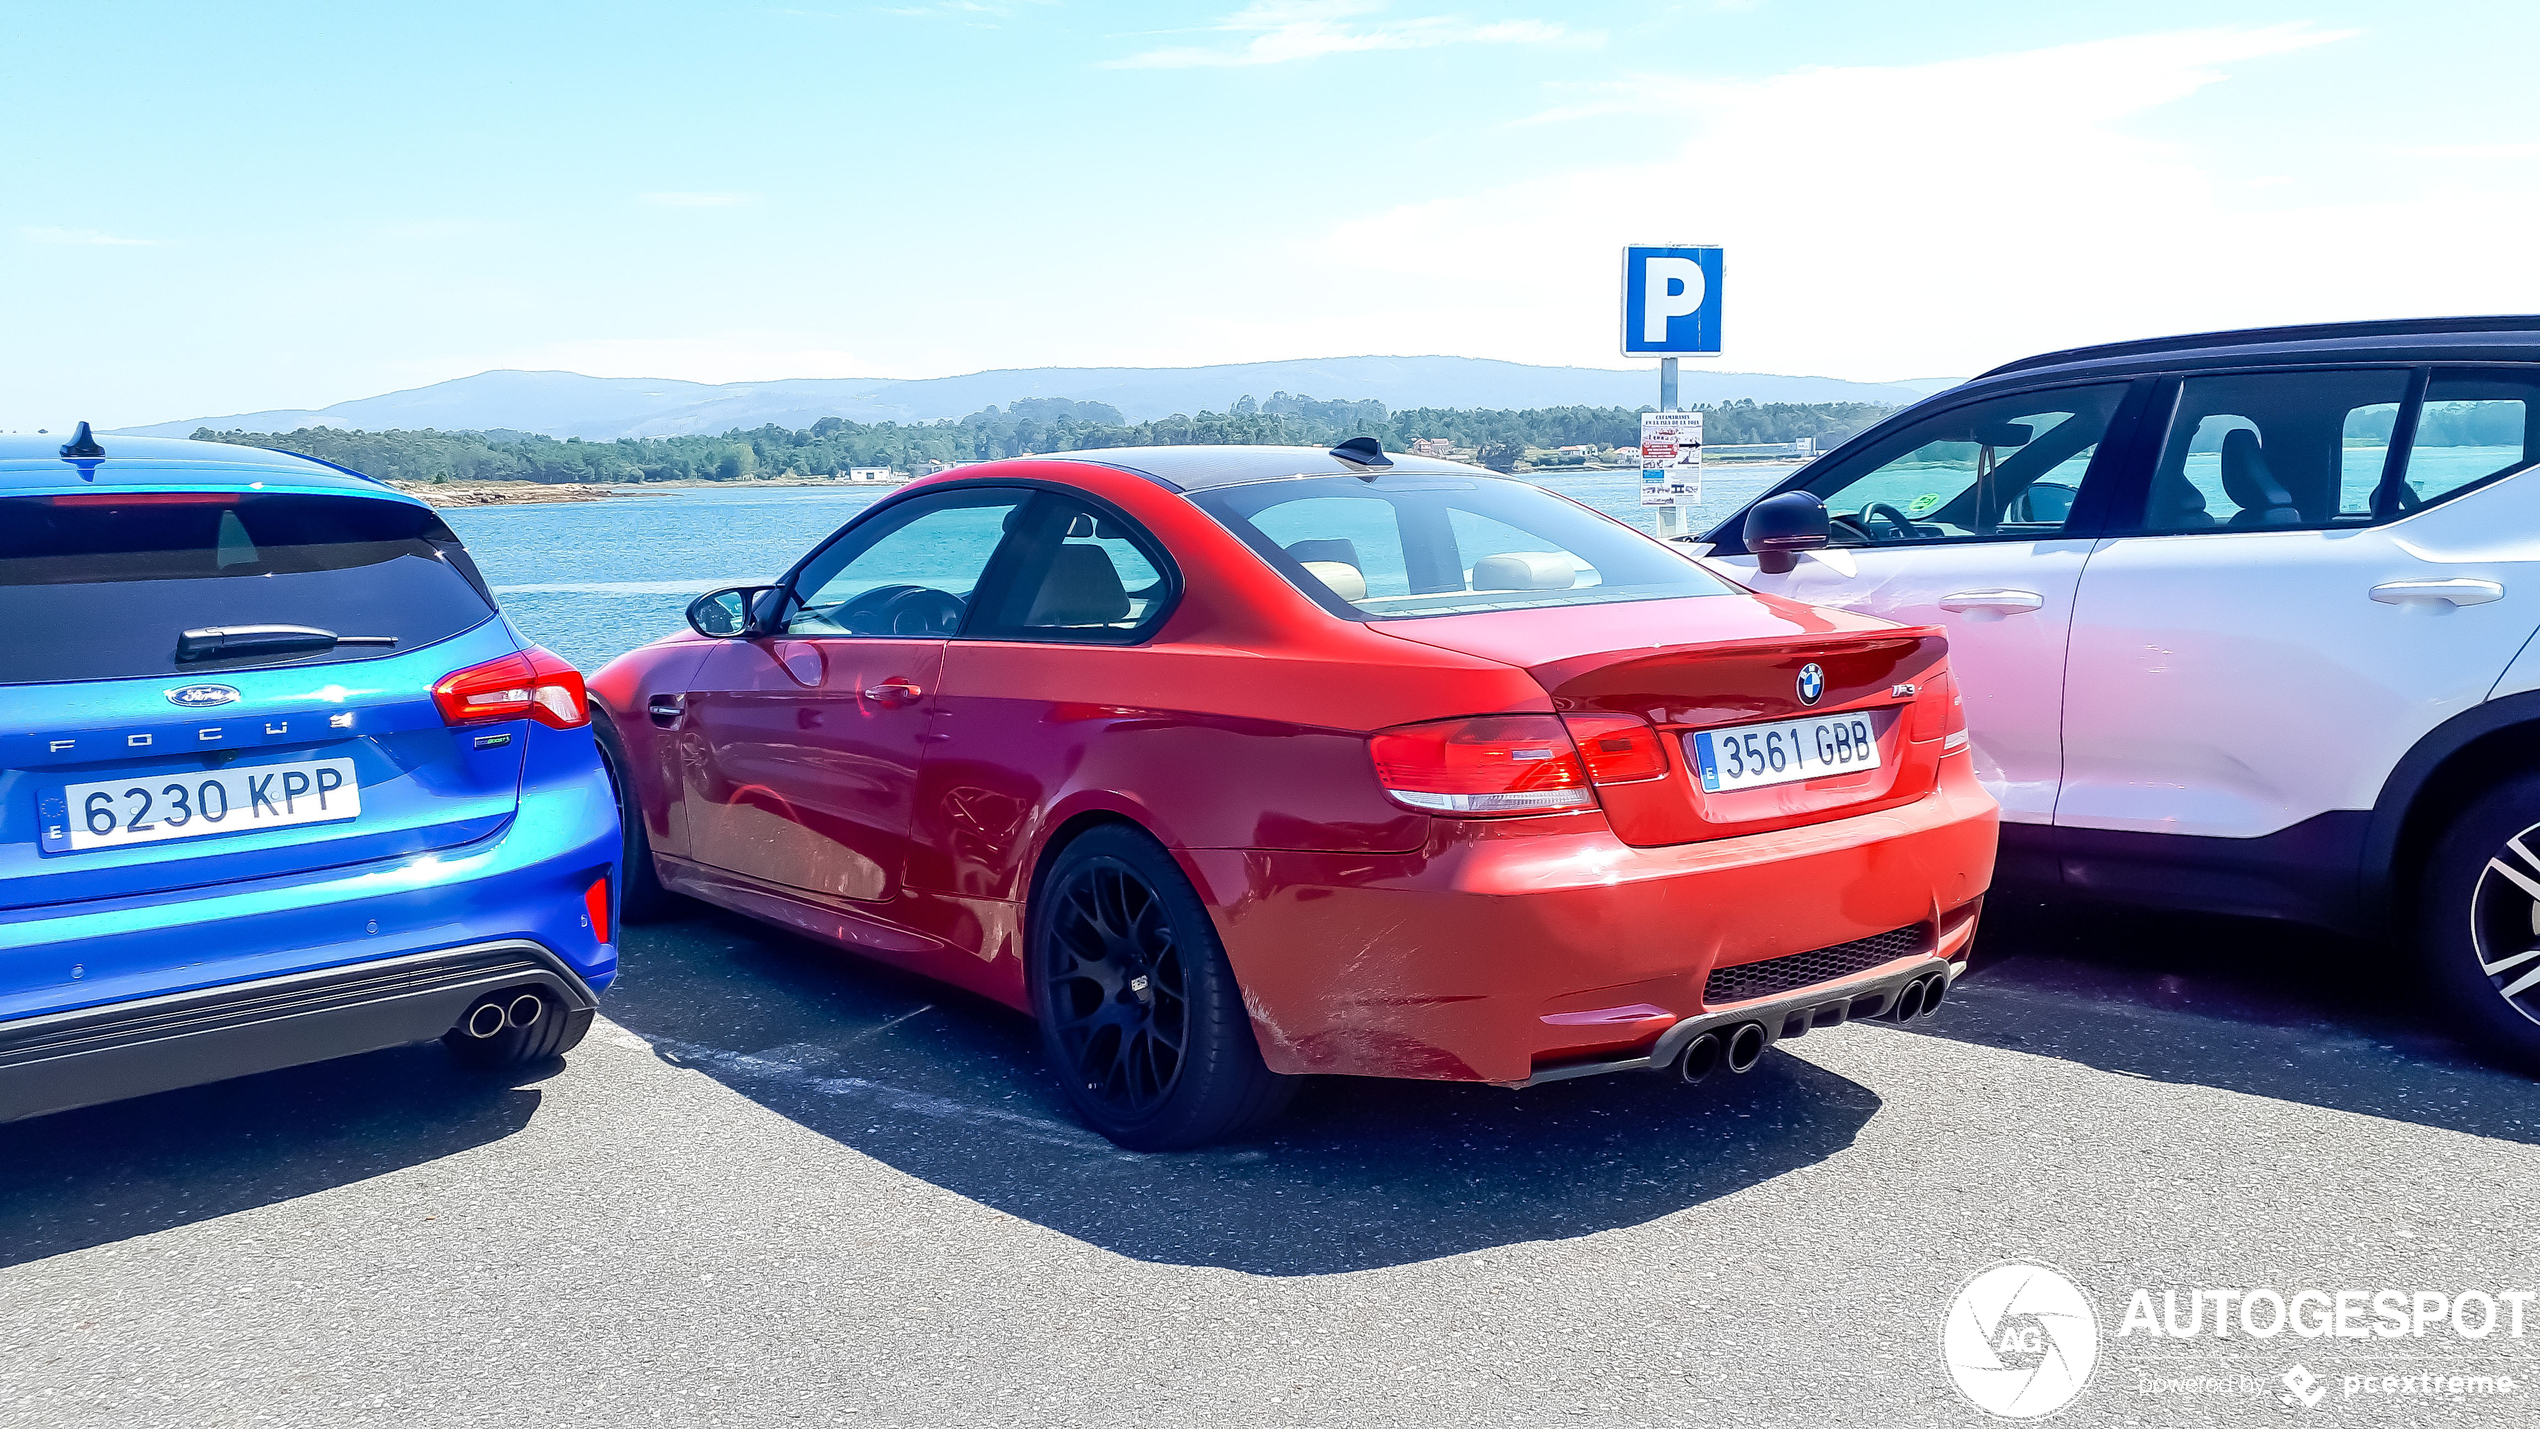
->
7, 0, 2540, 429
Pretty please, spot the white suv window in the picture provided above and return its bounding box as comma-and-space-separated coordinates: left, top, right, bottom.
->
2396, 369, 2540, 514
2141, 370, 2411, 531
1798, 384, 2128, 545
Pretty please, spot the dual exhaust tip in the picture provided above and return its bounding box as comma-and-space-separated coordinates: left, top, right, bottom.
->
1888, 971, 1948, 1024
460, 991, 546, 1040
1675, 1022, 1768, 1083
1673, 970, 1950, 1083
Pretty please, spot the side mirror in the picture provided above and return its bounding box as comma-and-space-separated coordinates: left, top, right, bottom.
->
687, 585, 781, 638
1744, 492, 1831, 575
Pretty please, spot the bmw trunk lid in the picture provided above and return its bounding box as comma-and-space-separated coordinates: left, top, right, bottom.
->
1371, 592, 1957, 845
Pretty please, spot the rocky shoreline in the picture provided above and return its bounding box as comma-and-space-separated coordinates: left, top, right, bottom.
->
391, 482, 618, 507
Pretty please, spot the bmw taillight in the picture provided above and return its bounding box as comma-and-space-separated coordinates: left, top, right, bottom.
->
433, 647, 590, 730
1561, 713, 1670, 784
1943, 675, 1969, 753
1369, 715, 1596, 816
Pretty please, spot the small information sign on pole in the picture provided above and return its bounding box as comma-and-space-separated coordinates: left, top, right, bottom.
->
1639, 411, 1702, 514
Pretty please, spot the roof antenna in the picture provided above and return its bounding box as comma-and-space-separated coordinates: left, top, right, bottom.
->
1328, 436, 1392, 475
58, 421, 105, 458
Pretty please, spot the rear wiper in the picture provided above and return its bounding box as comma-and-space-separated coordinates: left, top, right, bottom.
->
176, 625, 399, 662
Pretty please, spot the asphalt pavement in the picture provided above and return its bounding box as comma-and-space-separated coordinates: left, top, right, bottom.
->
5, 894, 2537, 1429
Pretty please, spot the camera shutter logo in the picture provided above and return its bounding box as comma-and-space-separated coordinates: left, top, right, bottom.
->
1941, 1261, 2100, 1418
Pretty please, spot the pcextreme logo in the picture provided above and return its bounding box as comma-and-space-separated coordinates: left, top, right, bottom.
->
1941, 1261, 2100, 1419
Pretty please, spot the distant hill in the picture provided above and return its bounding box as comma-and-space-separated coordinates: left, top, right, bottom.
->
116, 357, 1959, 440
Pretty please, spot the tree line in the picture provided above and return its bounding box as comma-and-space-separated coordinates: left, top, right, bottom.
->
193, 395, 1900, 484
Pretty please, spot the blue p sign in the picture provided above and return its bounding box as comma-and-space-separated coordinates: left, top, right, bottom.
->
1622, 244, 1723, 356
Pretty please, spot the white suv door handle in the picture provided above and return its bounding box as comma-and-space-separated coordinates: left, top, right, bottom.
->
1938, 589, 2045, 614
2371, 579, 2503, 607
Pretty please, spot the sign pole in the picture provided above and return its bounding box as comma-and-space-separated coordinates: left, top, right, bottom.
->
1655, 357, 1682, 539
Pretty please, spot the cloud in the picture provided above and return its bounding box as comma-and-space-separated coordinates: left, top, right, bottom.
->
1108, 0, 1594, 69
876, 0, 1051, 17
639, 191, 761, 208
2384, 142, 2540, 160
21, 226, 163, 247
1282, 23, 2540, 382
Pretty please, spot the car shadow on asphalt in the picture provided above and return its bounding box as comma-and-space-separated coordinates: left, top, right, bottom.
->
601, 906, 1886, 1277
0, 1044, 556, 1270
1903, 898, 2540, 1147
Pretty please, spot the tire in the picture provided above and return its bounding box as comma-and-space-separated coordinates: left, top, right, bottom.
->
1028, 826, 1297, 1150
592, 712, 687, 924
2418, 772, 2540, 1075
443, 988, 593, 1068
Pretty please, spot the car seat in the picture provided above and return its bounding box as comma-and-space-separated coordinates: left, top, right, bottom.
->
2148, 476, 2216, 530
1469, 552, 1578, 591
1027, 545, 1131, 626
1284, 538, 1361, 569
2219, 429, 2302, 527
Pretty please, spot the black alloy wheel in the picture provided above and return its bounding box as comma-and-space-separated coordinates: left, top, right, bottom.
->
1029, 826, 1296, 1149
2420, 773, 2540, 1074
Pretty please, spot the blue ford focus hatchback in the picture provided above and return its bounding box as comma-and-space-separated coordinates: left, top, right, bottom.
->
0, 428, 619, 1122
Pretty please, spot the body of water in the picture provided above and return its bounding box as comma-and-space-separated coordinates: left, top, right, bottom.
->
444, 466, 1797, 674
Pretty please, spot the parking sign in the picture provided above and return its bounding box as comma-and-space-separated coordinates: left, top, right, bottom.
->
1622, 244, 1723, 356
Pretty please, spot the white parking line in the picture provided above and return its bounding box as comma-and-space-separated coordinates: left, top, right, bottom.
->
629, 1030, 1121, 1154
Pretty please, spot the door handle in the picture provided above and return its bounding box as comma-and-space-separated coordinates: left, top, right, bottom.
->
2370, 579, 2504, 608
862, 680, 925, 707
1938, 589, 2045, 614
646, 694, 686, 727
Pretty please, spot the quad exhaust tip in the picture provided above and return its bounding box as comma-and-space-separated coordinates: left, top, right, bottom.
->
460, 991, 546, 1039
1677, 1031, 1722, 1083
1723, 1022, 1768, 1074
1888, 972, 1947, 1023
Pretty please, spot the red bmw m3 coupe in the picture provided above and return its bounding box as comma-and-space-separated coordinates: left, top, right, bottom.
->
589, 443, 1997, 1147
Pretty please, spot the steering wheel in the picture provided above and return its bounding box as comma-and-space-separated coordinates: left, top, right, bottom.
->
834, 584, 965, 636
1861, 501, 1921, 542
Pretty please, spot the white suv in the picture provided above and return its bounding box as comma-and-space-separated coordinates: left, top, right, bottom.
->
1700, 317, 2540, 1067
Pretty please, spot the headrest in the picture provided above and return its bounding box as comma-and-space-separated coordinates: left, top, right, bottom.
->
1061, 512, 1133, 539
1299, 560, 1367, 602
2219, 428, 2292, 508
1027, 545, 1131, 626
1286, 538, 1360, 569
1469, 551, 1578, 592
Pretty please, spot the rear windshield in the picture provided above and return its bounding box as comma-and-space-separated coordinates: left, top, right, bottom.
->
1189, 473, 1734, 619
1, 492, 497, 684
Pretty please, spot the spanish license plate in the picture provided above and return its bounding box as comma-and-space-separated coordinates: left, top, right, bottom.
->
1689, 712, 1883, 794
42, 757, 361, 853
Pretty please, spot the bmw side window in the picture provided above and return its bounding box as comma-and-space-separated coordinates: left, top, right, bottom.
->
2394, 369, 2540, 515
2138, 370, 2411, 532
1800, 384, 2128, 545
784, 488, 1030, 637
965, 493, 1177, 644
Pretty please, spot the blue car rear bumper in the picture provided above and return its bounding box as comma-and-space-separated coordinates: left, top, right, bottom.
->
0, 725, 620, 1121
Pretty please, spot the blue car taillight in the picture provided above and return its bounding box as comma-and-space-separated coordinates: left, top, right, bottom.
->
433, 647, 590, 729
